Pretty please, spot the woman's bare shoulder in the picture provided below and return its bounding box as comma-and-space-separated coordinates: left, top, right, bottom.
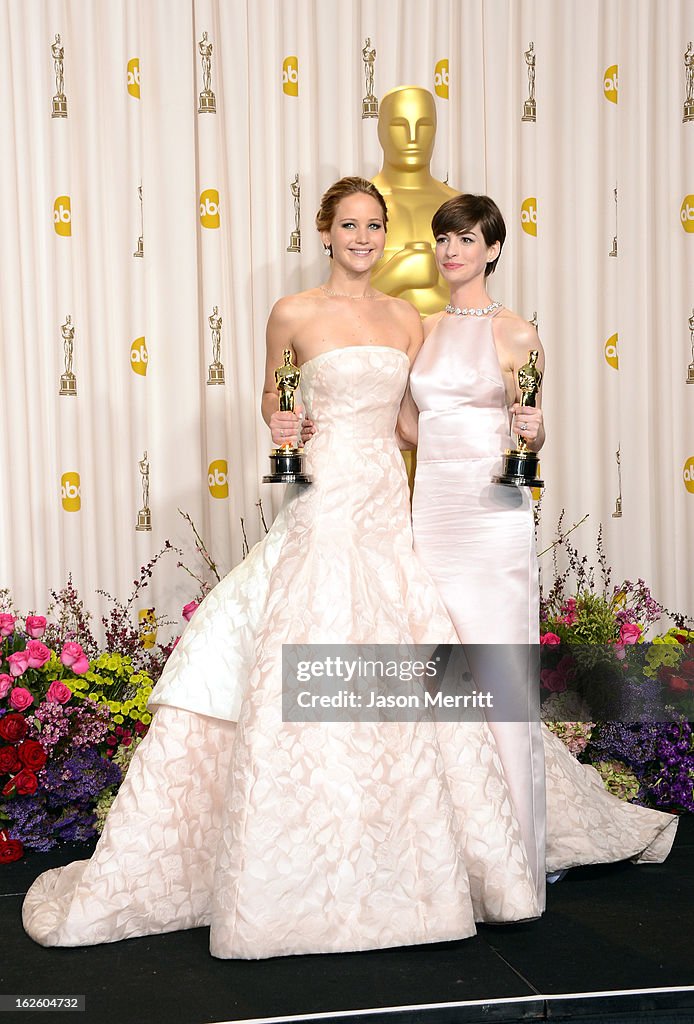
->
269, 289, 322, 323
494, 308, 540, 347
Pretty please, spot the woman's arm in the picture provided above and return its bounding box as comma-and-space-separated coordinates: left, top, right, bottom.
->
261, 298, 304, 446
502, 319, 546, 453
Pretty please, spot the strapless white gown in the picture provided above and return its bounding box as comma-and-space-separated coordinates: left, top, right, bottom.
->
24, 346, 548, 958
410, 313, 677, 888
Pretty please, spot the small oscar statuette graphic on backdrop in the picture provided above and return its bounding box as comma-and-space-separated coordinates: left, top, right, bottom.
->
361, 37, 378, 118
612, 445, 623, 518
198, 31, 216, 113
529, 311, 538, 330
287, 174, 301, 252
683, 42, 694, 123
136, 451, 152, 531
522, 41, 536, 122
133, 184, 144, 258
59, 315, 77, 396
207, 305, 225, 385
609, 186, 618, 257
687, 307, 694, 384
51, 33, 67, 118
263, 349, 311, 484
493, 350, 544, 489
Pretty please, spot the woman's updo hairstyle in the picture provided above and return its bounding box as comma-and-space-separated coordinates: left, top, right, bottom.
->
316, 176, 388, 257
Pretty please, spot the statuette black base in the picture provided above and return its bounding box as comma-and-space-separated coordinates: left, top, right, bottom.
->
263, 448, 311, 484
493, 449, 544, 489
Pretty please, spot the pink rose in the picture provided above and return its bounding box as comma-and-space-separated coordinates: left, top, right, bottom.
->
26, 640, 51, 669
0, 614, 15, 637
25, 616, 47, 639
9, 687, 34, 711
182, 601, 199, 622
619, 622, 642, 645
540, 632, 561, 646
7, 651, 29, 678
60, 641, 89, 675
0, 675, 12, 699
46, 679, 72, 704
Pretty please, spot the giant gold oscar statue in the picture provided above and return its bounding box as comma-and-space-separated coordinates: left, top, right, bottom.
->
371, 86, 459, 485
371, 86, 458, 317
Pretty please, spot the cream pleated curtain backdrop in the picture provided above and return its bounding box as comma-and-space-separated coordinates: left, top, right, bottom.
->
0, 0, 692, 635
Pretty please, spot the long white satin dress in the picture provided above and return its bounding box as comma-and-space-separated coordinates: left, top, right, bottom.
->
23, 346, 547, 958
410, 312, 678, 908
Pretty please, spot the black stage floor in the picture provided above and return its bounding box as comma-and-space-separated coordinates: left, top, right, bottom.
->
1, 816, 692, 1024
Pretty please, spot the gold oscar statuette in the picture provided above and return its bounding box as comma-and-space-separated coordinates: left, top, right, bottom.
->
207, 305, 225, 384
684, 42, 694, 123
371, 86, 458, 316
287, 174, 301, 252
522, 41, 536, 122
609, 186, 618, 257
133, 184, 144, 258
51, 33, 67, 118
136, 450, 152, 531
198, 31, 216, 113
263, 350, 311, 484
493, 350, 544, 489
362, 38, 378, 118
686, 307, 694, 384
59, 315, 77, 396
612, 445, 623, 517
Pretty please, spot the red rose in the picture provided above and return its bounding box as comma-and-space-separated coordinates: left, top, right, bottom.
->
680, 660, 694, 676
17, 739, 47, 771
0, 713, 28, 743
0, 831, 23, 863
540, 632, 561, 646
2, 768, 38, 797
0, 746, 20, 774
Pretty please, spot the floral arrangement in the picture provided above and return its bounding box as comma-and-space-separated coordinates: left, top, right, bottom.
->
0, 545, 179, 864
539, 514, 694, 812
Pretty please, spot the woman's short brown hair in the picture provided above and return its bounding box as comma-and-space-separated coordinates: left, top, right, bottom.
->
431, 194, 506, 276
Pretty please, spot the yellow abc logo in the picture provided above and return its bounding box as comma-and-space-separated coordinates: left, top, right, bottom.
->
282, 56, 299, 96
61, 471, 81, 512
127, 58, 140, 99
130, 336, 148, 375
683, 456, 694, 493
603, 64, 618, 103
54, 195, 71, 236
521, 197, 537, 236
200, 188, 220, 228
138, 608, 157, 649
680, 195, 694, 233
434, 59, 449, 99
604, 333, 619, 369
208, 459, 229, 498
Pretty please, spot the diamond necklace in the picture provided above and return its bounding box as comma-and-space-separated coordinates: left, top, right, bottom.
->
320, 285, 378, 300
445, 300, 503, 317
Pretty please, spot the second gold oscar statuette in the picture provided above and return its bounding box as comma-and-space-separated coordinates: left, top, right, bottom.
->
493, 350, 544, 489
